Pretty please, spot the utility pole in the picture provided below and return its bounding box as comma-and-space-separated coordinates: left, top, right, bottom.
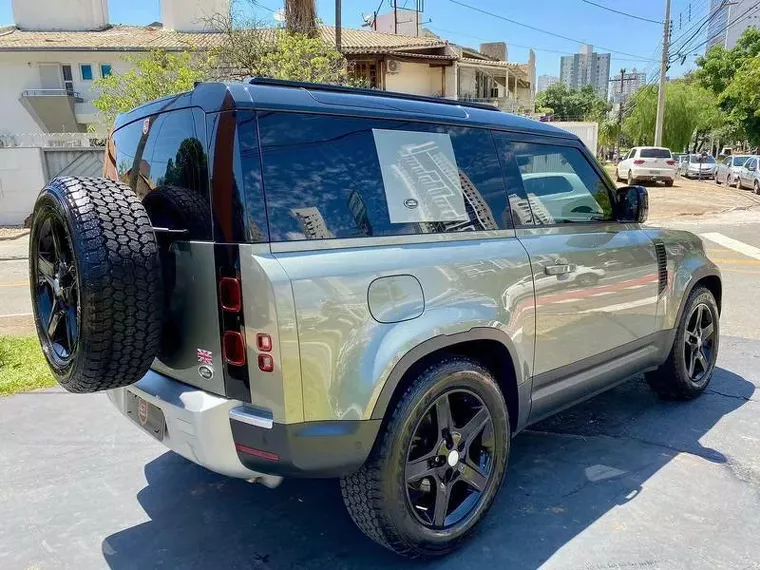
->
335, 0, 341, 52
614, 68, 626, 158
654, 0, 671, 147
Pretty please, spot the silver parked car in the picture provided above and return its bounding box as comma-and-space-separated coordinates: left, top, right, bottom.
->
27, 79, 723, 558
715, 154, 752, 186
737, 155, 760, 193
679, 154, 717, 179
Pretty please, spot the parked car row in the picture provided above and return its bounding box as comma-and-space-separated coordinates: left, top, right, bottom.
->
715, 154, 760, 193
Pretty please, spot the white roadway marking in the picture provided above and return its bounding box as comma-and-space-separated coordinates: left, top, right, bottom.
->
701, 232, 760, 261
579, 296, 659, 314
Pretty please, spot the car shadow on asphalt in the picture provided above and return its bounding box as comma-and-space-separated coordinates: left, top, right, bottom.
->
102, 367, 754, 570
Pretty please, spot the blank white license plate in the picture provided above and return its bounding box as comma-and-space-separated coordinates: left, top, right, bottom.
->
649, 170, 660, 175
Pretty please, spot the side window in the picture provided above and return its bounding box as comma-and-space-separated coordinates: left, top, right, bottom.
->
495, 137, 614, 225
109, 108, 211, 240
724, 157, 732, 166
257, 112, 511, 241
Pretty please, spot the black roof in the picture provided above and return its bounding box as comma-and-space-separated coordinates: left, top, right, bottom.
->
114, 79, 576, 141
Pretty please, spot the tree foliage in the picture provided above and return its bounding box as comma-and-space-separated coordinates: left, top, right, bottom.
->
535, 83, 611, 122
696, 28, 760, 145
91, 51, 212, 129
623, 81, 722, 152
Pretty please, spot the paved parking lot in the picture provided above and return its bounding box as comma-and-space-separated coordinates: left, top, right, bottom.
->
4, 185, 760, 569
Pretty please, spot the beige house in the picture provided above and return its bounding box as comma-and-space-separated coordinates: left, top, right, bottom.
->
0, 0, 536, 135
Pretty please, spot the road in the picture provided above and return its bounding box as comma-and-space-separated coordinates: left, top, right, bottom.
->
3, 207, 760, 569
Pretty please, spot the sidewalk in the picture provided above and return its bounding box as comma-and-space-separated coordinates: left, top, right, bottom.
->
0, 229, 29, 261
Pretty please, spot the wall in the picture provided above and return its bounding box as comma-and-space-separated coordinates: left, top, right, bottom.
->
0, 51, 132, 134
374, 8, 420, 36
0, 148, 47, 225
384, 60, 442, 96
12, 0, 108, 31
161, 0, 229, 32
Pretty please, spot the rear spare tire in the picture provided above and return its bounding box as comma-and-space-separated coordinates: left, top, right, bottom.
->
29, 177, 163, 393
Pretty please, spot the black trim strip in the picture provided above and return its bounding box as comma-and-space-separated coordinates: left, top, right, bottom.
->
214, 243, 251, 402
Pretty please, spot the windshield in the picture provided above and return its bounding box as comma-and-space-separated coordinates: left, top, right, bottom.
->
733, 156, 751, 166
689, 155, 716, 164
640, 148, 672, 158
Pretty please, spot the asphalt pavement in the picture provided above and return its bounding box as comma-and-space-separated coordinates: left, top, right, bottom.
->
4, 208, 760, 569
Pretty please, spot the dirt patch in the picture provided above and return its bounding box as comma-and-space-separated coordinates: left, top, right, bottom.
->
0, 228, 29, 241
0, 314, 35, 336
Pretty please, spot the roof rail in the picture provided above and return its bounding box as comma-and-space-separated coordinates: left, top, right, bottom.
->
247, 77, 500, 112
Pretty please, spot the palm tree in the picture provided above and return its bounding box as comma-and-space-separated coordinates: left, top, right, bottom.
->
285, 0, 317, 37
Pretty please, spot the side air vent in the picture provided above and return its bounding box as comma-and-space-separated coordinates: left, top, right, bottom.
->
654, 241, 667, 295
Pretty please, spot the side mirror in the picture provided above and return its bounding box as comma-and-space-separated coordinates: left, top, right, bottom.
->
616, 185, 648, 223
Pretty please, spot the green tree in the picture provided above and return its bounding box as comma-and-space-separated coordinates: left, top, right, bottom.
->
623, 81, 722, 152
92, 51, 212, 129
696, 28, 760, 145
536, 82, 610, 121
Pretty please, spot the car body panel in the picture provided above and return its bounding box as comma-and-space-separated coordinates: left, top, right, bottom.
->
738, 156, 760, 189
679, 154, 717, 179
270, 232, 536, 422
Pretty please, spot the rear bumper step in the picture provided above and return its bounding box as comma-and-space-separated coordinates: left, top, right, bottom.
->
107, 370, 380, 481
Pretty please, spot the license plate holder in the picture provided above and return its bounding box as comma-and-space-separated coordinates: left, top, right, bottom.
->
649, 170, 659, 175
126, 391, 166, 441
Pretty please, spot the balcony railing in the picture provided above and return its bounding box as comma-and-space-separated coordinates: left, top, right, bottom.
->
22, 88, 84, 102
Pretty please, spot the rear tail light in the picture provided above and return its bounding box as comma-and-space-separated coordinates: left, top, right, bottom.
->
633, 159, 645, 165
258, 353, 274, 372
256, 333, 272, 352
665, 159, 676, 166
219, 277, 242, 312
223, 331, 247, 366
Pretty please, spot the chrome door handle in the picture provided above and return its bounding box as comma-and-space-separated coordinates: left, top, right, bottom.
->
544, 264, 576, 276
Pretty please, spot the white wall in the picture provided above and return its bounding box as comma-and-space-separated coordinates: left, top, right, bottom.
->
12, 0, 108, 31
0, 148, 47, 225
0, 51, 132, 134
161, 0, 229, 32
374, 8, 420, 36
384, 61, 438, 96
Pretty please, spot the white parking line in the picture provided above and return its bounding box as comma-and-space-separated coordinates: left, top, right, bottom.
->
701, 232, 760, 261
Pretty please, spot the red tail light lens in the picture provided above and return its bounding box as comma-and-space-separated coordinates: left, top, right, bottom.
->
219, 277, 242, 312
633, 159, 645, 165
223, 331, 246, 366
256, 333, 272, 352
665, 159, 676, 165
258, 353, 274, 372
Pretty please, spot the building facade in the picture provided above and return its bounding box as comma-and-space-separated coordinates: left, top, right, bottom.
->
537, 74, 559, 93
706, 0, 760, 52
609, 68, 646, 103
559, 44, 611, 99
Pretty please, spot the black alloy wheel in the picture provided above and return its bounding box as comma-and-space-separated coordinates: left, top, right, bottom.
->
405, 389, 495, 529
31, 207, 80, 367
683, 303, 716, 385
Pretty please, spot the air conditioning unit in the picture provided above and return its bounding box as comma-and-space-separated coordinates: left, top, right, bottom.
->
386, 59, 399, 74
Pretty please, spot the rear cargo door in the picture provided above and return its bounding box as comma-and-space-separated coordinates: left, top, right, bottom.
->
638, 148, 674, 173
106, 106, 227, 396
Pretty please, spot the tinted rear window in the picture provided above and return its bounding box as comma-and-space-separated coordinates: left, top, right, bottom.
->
639, 148, 671, 158
257, 112, 511, 241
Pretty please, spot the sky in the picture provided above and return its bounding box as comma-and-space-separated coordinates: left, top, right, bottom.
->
0, 0, 712, 80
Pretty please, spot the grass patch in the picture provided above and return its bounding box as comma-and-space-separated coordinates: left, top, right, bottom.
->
0, 335, 55, 396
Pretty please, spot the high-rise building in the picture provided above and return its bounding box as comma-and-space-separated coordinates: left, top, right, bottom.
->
559, 44, 611, 99
292, 207, 334, 239
609, 69, 646, 103
706, 0, 760, 52
537, 74, 559, 93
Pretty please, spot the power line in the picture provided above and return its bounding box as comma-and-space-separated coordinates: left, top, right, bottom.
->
580, 0, 663, 24
445, 0, 655, 61
668, 0, 730, 60
426, 25, 657, 62
677, 0, 760, 55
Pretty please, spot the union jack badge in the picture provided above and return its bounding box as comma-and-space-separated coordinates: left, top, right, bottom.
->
197, 348, 213, 365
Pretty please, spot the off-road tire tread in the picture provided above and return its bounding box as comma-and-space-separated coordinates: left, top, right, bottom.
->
31, 176, 163, 393
646, 286, 717, 400
340, 357, 504, 557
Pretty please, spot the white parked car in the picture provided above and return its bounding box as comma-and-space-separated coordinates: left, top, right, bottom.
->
616, 147, 677, 186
